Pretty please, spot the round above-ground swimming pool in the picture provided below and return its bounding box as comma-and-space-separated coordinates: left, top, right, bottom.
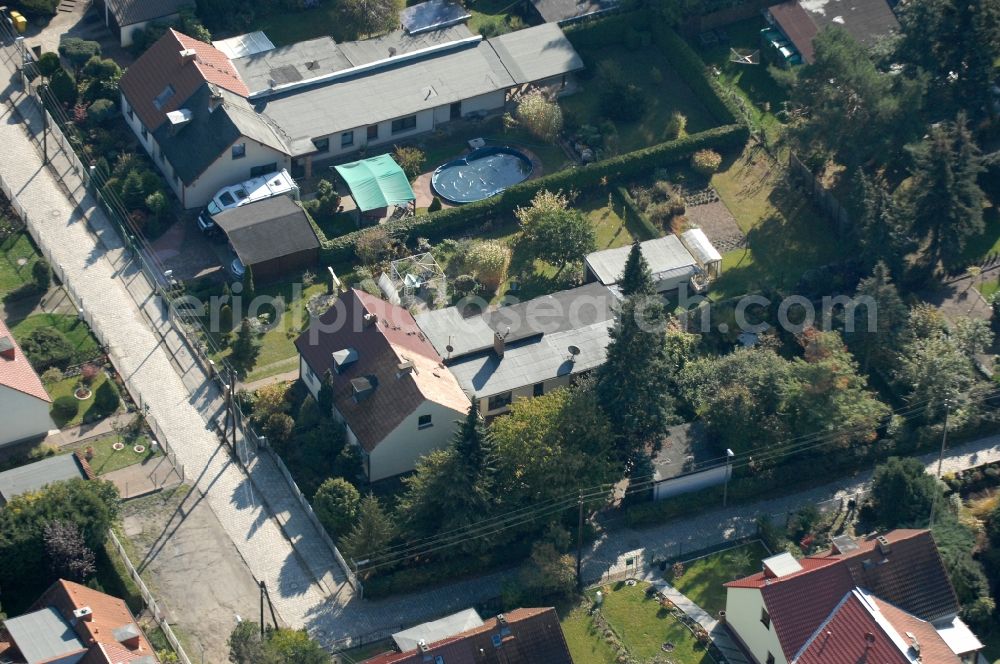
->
431, 146, 533, 204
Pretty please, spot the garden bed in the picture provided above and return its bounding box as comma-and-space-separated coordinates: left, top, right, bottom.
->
10, 312, 102, 364
48, 371, 120, 428
73, 432, 160, 476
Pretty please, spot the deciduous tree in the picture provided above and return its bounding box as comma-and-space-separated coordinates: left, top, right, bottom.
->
515, 90, 564, 142
869, 456, 941, 528
43, 520, 96, 582
313, 478, 361, 539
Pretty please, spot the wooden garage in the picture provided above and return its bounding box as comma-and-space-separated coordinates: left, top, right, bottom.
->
214, 197, 320, 283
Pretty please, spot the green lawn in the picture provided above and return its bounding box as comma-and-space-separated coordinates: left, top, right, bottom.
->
0, 231, 41, 298
10, 313, 102, 363
588, 583, 712, 663
671, 541, 770, 617
47, 372, 118, 428
77, 432, 160, 476
561, 45, 719, 155
707, 147, 846, 300
466, 0, 528, 36
560, 603, 619, 664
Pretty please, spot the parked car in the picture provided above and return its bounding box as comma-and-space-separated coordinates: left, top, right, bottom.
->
197, 169, 298, 236
230, 257, 246, 279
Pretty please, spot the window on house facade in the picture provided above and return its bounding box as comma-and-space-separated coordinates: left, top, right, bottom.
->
140, 124, 148, 140
250, 163, 277, 178
765, 653, 775, 664
153, 84, 175, 110
341, 131, 354, 147
367, 125, 378, 140
312, 137, 329, 153
488, 392, 512, 411
391, 115, 417, 134
760, 607, 770, 630
127, 104, 134, 121
533, 383, 544, 397
418, 414, 432, 429
232, 143, 246, 159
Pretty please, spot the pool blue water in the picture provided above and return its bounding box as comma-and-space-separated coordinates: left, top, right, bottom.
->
431, 146, 533, 204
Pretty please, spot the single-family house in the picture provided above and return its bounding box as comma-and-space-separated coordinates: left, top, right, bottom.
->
361, 607, 574, 664
0, 579, 160, 663
585, 234, 721, 295
724, 530, 983, 664
415, 282, 617, 416
213, 196, 320, 282
0, 318, 54, 448
295, 289, 470, 482
763, 0, 899, 65
120, 23, 584, 209
103, 0, 193, 47
0, 452, 93, 506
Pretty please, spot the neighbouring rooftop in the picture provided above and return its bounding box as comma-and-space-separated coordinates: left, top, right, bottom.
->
0, 454, 88, 505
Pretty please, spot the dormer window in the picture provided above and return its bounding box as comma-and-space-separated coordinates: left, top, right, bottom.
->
153, 84, 176, 110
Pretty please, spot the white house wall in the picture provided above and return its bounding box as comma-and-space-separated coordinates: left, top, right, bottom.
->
121, 19, 152, 47
367, 399, 465, 481
181, 138, 290, 209
0, 386, 53, 447
726, 587, 787, 664
477, 374, 572, 417
461, 90, 506, 115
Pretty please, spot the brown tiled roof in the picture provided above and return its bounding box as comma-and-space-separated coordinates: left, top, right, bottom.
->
361, 608, 574, 664
295, 289, 469, 452
795, 591, 912, 663
873, 597, 960, 663
0, 317, 51, 403
119, 29, 249, 132
727, 530, 960, 660
32, 579, 159, 663
767, 1, 819, 63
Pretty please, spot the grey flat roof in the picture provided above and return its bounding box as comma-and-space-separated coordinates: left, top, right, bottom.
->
488, 22, 584, 84
0, 454, 86, 504
392, 609, 483, 652
3, 607, 86, 663
585, 236, 698, 286
447, 319, 612, 397
416, 282, 617, 359
401, 0, 471, 34
529, 0, 619, 23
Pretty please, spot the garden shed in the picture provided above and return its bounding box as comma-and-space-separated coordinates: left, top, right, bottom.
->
680, 228, 723, 279
0, 453, 89, 505
214, 197, 320, 282
585, 236, 700, 294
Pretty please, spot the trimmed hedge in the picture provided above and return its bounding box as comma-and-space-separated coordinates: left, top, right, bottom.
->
614, 185, 658, 240
320, 124, 748, 264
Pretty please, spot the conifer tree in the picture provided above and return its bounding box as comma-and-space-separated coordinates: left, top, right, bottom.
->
618, 241, 653, 296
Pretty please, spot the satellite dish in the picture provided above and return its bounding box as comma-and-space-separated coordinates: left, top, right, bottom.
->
568, 345, 581, 358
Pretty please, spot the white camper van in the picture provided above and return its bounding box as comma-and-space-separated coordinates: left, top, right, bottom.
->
197, 169, 297, 236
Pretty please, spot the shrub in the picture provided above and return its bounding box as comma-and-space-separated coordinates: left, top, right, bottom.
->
58, 38, 101, 71
86, 98, 116, 126
313, 477, 361, 538
21, 327, 75, 371
691, 149, 723, 176
515, 90, 563, 142
355, 226, 392, 265
79, 363, 100, 386
52, 395, 79, 422
465, 240, 511, 292
17, 0, 59, 15
428, 196, 442, 212
82, 57, 120, 82
312, 179, 341, 218
32, 258, 51, 290
48, 68, 77, 106
37, 52, 61, 77
91, 380, 120, 417
452, 274, 479, 299
41, 367, 64, 384
393, 146, 426, 180
666, 111, 687, 139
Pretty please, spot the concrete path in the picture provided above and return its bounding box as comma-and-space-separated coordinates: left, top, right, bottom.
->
240, 366, 300, 394
649, 579, 750, 664
102, 455, 182, 499
44, 412, 133, 448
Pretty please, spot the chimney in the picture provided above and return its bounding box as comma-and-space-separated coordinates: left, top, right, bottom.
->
418, 639, 429, 653
73, 606, 94, 623
0, 335, 14, 360
179, 48, 198, 65
208, 87, 224, 113
363, 312, 377, 328
876, 535, 891, 556
493, 328, 509, 358
397, 359, 415, 377
351, 375, 377, 403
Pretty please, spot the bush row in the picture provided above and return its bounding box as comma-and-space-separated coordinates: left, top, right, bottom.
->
563, 11, 647, 50
613, 186, 658, 240
319, 124, 748, 264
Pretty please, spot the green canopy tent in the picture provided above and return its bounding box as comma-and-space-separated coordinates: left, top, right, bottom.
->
333, 154, 416, 213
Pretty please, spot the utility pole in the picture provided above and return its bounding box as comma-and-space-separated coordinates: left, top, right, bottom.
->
936, 399, 951, 479
259, 581, 265, 640
576, 491, 584, 589
723, 448, 734, 507
39, 82, 47, 165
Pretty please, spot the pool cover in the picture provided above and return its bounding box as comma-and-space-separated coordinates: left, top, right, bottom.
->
431, 147, 533, 204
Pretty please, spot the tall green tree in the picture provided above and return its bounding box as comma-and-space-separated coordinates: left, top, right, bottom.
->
904, 113, 986, 271
229, 318, 261, 378
517, 190, 596, 272
897, 0, 1000, 118
339, 495, 395, 568
869, 457, 941, 528
853, 173, 913, 277
849, 262, 909, 372
619, 241, 653, 296
313, 478, 361, 540
596, 282, 675, 461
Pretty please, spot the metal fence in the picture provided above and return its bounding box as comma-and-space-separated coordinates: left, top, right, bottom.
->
107, 529, 193, 664
0, 25, 360, 594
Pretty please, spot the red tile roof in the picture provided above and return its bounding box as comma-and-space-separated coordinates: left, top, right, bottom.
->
295, 289, 469, 452
361, 608, 574, 664
31, 579, 159, 664
795, 591, 911, 664
120, 29, 249, 132
0, 317, 51, 403
727, 530, 960, 660
872, 597, 960, 664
